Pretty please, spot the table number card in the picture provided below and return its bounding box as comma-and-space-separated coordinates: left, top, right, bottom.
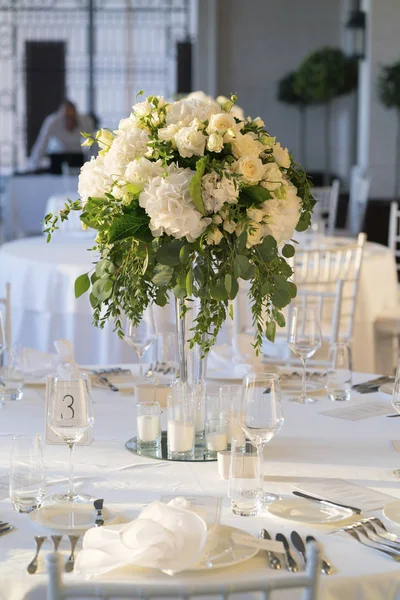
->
321, 401, 392, 421
44, 378, 93, 446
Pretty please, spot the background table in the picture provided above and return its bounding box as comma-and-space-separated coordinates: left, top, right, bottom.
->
0, 370, 400, 600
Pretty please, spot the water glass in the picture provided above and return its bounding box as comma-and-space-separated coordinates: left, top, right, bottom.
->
0, 366, 24, 403
167, 390, 196, 460
10, 434, 46, 513
228, 436, 261, 516
205, 418, 229, 458
326, 343, 352, 401
219, 384, 243, 441
136, 401, 161, 450
155, 333, 178, 384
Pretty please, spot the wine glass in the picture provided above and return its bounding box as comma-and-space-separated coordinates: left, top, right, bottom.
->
240, 373, 284, 504
47, 373, 94, 502
287, 304, 322, 404
124, 308, 156, 380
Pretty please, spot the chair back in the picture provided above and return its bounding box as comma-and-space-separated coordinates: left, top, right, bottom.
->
389, 201, 400, 276
347, 166, 371, 235
45, 542, 320, 600
312, 179, 340, 235
293, 233, 366, 342
0, 282, 11, 348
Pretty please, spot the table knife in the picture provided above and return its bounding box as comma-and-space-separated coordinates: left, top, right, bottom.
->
98, 376, 119, 392
306, 535, 333, 575
275, 533, 298, 572
293, 490, 362, 515
260, 529, 281, 569
94, 498, 104, 527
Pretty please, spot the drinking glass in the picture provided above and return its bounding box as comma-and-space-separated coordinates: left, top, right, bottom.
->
155, 333, 178, 384
136, 401, 161, 451
10, 434, 46, 513
172, 380, 205, 446
228, 435, 261, 516
240, 373, 284, 504
219, 384, 244, 442
124, 316, 156, 381
326, 343, 352, 402
167, 390, 196, 460
287, 304, 322, 404
205, 418, 229, 458
392, 358, 400, 478
47, 373, 94, 502
0, 346, 24, 404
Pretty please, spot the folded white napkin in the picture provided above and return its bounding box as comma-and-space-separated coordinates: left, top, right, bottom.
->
75, 499, 208, 577
16, 339, 78, 380
208, 334, 265, 378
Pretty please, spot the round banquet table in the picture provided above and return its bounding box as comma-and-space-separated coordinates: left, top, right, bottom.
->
0, 234, 397, 372
0, 369, 400, 600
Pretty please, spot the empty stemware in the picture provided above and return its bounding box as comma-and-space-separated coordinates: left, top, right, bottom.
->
124, 310, 156, 381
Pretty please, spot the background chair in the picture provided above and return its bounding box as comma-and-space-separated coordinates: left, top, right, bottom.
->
347, 166, 371, 236
311, 179, 340, 236
388, 201, 400, 279
0, 282, 12, 348
45, 542, 320, 600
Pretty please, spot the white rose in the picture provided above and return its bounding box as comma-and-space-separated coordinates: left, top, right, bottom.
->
246, 221, 264, 248
247, 207, 265, 223
233, 155, 264, 185
175, 124, 206, 158
158, 123, 180, 141
207, 133, 224, 153
206, 227, 223, 245
273, 142, 291, 169
231, 132, 264, 159
139, 165, 211, 242
261, 134, 275, 148
201, 171, 239, 213
133, 101, 153, 117
103, 128, 150, 179
166, 98, 219, 127
125, 157, 164, 187
253, 117, 265, 128
260, 184, 301, 245
212, 214, 223, 224
261, 162, 284, 191
223, 121, 244, 144
96, 129, 114, 152
223, 219, 237, 234
117, 113, 140, 133
78, 155, 112, 205
207, 112, 236, 134
186, 91, 219, 107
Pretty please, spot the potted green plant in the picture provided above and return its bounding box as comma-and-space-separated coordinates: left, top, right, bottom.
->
378, 62, 400, 198
295, 47, 358, 185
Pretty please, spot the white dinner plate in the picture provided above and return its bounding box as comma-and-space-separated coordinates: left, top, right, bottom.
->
190, 525, 258, 571
267, 497, 353, 524
383, 500, 400, 527
29, 503, 117, 533
379, 383, 394, 396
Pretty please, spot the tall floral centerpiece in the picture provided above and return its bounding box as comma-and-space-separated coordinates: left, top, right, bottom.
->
45, 91, 315, 381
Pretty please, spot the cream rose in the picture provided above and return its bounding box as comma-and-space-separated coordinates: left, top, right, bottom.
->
207, 133, 224, 153
273, 142, 290, 169
158, 123, 180, 141
175, 124, 206, 158
231, 132, 264, 159
133, 101, 153, 117
247, 207, 265, 223
261, 162, 284, 191
223, 219, 237, 234
246, 221, 264, 248
206, 227, 223, 245
233, 155, 264, 185
207, 112, 236, 134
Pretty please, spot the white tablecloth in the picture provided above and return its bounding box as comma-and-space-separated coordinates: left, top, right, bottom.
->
3, 175, 79, 240
1, 371, 400, 600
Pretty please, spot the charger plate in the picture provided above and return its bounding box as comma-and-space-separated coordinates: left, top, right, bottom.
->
267, 497, 353, 524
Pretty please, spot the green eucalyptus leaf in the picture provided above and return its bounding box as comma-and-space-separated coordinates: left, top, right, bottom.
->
89, 292, 99, 309
271, 288, 291, 308
186, 270, 194, 297
296, 213, 311, 232
74, 273, 90, 298
179, 245, 191, 264
193, 265, 205, 288
266, 320, 276, 342
288, 281, 297, 298
257, 235, 277, 262
234, 255, 250, 278
282, 244, 295, 258
240, 265, 256, 280
224, 273, 232, 294
108, 214, 152, 244
92, 278, 113, 302
236, 231, 247, 253
228, 276, 239, 300
210, 283, 228, 301
155, 288, 168, 306
95, 259, 115, 278
173, 285, 187, 298
156, 241, 183, 266
189, 156, 208, 215
261, 281, 272, 296
152, 264, 174, 286
240, 186, 272, 206
273, 310, 286, 328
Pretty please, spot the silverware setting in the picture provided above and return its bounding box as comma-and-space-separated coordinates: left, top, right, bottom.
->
275, 533, 299, 573
340, 524, 400, 561
0, 520, 15, 537
51, 535, 63, 551
259, 529, 281, 570
306, 535, 332, 575
65, 535, 80, 573
94, 498, 105, 527
145, 361, 175, 378
27, 535, 47, 574
292, 490, 362, 515
353, 375, 394, 394
334, 517, 400, 560
279, 371, 327, 382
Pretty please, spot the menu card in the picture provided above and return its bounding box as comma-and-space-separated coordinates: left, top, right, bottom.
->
295, 478, 394, 512
321, 401, 392, 421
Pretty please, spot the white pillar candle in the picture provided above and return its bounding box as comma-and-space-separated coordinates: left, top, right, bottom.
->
137, 414, 160, 442
206, 432, 228, 452
167, 420, 195, 452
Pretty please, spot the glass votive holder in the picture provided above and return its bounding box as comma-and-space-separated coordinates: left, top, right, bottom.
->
0, 366, 24, 404
219, 384, 243, 441
167, 391, 196, 460
228, 436, 261, 517
10, 434, 46, 513
172, 380, 205, 447
326, 343, 352, 402
205, 419, 229, 458
136, 401, 161, 451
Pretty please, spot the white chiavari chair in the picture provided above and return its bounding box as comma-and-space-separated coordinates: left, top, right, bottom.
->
0, 282, 11, 348
312, 179, 340, 236
388, 201, 400, 278
347, 166, 371, 236
44, 542, 321, 600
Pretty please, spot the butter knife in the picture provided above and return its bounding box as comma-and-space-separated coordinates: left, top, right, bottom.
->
275, 533, 298, 572
293, 490, 362, 515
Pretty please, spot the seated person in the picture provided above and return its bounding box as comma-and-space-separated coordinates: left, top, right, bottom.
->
27, 99, 94, 172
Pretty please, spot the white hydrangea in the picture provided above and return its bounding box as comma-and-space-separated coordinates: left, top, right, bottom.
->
125, 157, 164, 187
201, 171, 239, 214
116, 113, 140, 133
166, 98, 219, 127
103, 128, 150, 179
261, 183, 301, 245
139, 165, 211, 242
186, 91, 220, 108
174, 123, 206, 158
78, 155, 112, 205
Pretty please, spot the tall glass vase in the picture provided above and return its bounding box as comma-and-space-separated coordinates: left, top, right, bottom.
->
175, 297, 207, 445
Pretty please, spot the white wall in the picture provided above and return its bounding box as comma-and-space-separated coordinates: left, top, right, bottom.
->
213, 0, 349, 177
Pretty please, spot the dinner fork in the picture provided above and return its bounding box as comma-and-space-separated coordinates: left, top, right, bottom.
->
365, 517, 400, 542
0, 522, 15, 537
355, 523, 400, 552
343, 526, 400, 561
